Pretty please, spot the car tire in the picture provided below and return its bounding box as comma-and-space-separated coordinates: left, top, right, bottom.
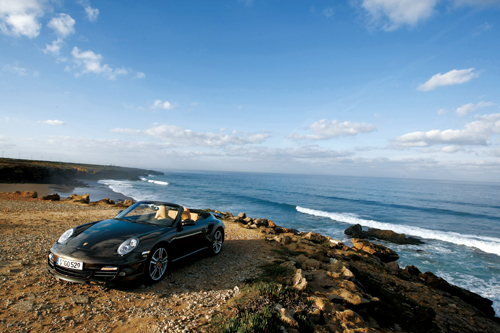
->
145, 246, 169, 283
210, 228, 224, 255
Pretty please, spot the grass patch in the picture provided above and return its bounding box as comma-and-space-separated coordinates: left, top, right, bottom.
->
209, 281, 314, 333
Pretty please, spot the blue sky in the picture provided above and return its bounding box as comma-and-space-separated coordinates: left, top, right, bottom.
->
1, 0, 500, 182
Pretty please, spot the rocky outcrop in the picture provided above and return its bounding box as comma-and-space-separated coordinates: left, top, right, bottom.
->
225, 211, 500, 332
41, 193, 60, 201
345, 223, 424, 245
66, 193, 90, 204
0, 191, 37, 199
351, 238, 399, 263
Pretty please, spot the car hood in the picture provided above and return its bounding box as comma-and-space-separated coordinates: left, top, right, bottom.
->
64, 219, 162, 257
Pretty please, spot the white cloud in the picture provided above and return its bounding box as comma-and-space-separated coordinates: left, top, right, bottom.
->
111, 124, 271, 147
323, 8, 334, 18
395, 113, 500, 147
70, 47, 128, 80
359, 0, 500, 31
151, 100, 174, 110
85, 6, 99, 21
223, 145, 352, 160
453, 0, 500, 7
438, 109, 447, 115
39, 120, 65, 126
417, 68, 478, 91
136, 72, 146, 79
43, 37, 63, 55
0, 0, 44, 38
441, 145, 464, 153
289, 119, 376, 140
47, 13, 75, 38
456, 101, 496, 116
360, 0, 438, 31
3, 64, 27, 76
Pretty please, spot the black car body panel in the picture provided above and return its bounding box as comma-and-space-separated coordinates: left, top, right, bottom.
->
47, 201, 225, 285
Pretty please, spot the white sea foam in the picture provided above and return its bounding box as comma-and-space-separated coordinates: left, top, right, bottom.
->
98, 179, 152, 201
147, 180, 169, 186
296, 206, 500, 257
438, 271, 500, 316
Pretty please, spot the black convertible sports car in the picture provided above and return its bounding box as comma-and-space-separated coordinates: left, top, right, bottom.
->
47, 201, 225, 284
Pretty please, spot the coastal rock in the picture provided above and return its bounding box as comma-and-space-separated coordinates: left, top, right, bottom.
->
255, 218, 269, 227
280, 308, 299, 328
292, 269, 307, 291
93, 198, 115, 205
0, 191, 37, 200
237, 212, 246, 219
67, 193, 90, 204
385, 261, 400, 275
418, 271, 496, 318
344, 224, 365, 238
366, 228, 424, 245
303, 231, 330, 244
345, 223, 424, 245
41, 193, 60, 201
351, 238, 399, 263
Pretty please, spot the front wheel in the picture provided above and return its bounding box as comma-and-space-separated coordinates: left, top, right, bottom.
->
210, 228, 224, 255
145, 246, 169, 283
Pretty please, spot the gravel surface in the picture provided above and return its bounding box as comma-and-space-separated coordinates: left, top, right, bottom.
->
0, 198, 280, 333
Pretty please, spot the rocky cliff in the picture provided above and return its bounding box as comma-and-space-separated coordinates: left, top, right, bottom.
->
0, 158, 163, 185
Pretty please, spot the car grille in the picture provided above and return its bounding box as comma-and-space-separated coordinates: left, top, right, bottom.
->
48, 257, 117, 281
55, 265, 93, 279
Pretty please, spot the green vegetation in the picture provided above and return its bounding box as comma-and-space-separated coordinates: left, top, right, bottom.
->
209, 262, 315, 333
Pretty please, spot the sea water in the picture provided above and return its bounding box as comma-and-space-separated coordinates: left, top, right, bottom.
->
98, 170, 500, 316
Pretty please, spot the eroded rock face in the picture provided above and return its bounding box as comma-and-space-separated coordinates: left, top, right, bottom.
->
41, 193, 60, 201
345, 223, 424, 245
66, 193, 90, 203
366, 228, 424, 245
351, 238, 399, 263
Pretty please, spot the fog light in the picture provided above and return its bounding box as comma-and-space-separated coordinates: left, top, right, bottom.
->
118, 272, 126, 276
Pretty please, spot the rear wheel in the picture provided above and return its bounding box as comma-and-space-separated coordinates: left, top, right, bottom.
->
210, 228, 224, 255
145, 246, 169, 283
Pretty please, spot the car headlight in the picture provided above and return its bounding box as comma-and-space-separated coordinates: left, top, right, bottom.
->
117, 237, 139, 256
58, 228, 74, 244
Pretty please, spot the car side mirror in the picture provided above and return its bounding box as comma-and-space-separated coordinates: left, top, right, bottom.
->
182, 219, 196, 226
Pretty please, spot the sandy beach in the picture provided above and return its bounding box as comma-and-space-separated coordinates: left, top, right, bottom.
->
0, 182, 132, 202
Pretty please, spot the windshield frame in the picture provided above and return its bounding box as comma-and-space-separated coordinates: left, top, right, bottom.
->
115, 201, 182, 227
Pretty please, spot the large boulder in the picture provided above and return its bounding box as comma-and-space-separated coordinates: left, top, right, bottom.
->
67, 193, 90, 204
345, 223, 424, 245
344, 224, 365, 238
351, 238, 399, 263
366, 228, 424, 245
41, 193, 60, 201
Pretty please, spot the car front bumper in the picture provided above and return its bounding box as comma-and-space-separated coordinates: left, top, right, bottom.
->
47, 251, 147, 285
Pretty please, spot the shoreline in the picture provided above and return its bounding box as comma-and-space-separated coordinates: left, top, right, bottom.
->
0, 197, 498, 332
0, 181, 133, 202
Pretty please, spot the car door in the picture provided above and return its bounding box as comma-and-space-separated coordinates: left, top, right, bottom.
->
171, 219, 209, 260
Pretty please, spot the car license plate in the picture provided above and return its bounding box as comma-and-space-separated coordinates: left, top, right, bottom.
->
57, 257, 83, 270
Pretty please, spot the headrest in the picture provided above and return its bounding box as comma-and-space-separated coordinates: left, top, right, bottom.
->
155, 205, 167, 219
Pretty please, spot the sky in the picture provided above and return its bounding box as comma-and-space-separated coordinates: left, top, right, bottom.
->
1, 0, 500, 182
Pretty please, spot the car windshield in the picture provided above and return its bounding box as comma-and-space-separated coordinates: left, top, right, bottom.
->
116, 202, 179, 227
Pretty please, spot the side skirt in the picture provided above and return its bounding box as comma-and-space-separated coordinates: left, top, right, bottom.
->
171, 247, 209, 262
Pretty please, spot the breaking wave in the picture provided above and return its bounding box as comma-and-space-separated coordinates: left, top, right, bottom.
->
296, 206, 500, 257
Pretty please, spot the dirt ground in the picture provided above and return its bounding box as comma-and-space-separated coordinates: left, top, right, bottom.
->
0, 198, 281, 333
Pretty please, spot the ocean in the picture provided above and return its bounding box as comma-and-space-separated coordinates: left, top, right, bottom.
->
94, 170, 499, 316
